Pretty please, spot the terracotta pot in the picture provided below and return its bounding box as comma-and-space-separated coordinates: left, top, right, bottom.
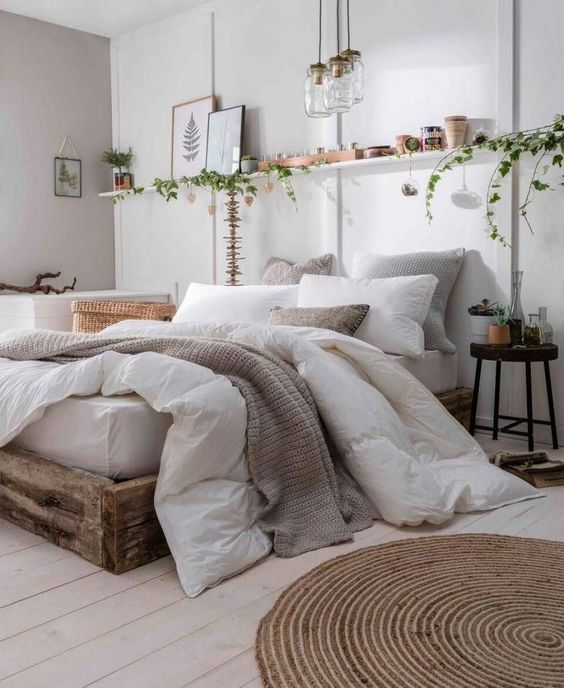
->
394, 134, 411, 154
488, 324, 511, 346
444, 116, 468, 149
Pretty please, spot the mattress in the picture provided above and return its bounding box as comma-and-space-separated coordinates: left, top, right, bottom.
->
12, 351, 457, 480
14, 394, 172, 480
390, 350, 457, 396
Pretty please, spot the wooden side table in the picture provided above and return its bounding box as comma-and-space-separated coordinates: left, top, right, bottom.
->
469, 343, 559, 451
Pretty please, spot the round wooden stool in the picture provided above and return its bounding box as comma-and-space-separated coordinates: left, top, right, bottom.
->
469, 343, 559, 451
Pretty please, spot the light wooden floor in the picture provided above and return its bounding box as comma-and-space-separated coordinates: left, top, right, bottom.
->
0, 435, 563, 688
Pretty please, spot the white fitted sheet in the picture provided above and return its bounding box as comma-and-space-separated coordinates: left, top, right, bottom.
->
12, 351, 457, 479
14, 394, 172, 479
390, 350, 458, 395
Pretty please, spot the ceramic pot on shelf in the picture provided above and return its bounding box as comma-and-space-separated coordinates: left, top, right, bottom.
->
444, 116, 468, 149
240, 159, 259, 174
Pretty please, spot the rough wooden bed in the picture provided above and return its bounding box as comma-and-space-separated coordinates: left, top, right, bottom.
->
0, 388, 473, 574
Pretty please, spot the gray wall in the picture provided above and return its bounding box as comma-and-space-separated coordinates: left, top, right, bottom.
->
0, 11, 114, 291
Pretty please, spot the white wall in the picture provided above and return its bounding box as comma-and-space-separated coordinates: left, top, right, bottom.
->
113, 0, 564, 438
512, 0, 564, 440
0, 11, 114, 291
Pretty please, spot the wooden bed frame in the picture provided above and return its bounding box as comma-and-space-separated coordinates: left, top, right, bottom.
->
0, 387, 472, 574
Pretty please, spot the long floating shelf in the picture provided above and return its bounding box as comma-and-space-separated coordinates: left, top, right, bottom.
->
98, 149, 492, 198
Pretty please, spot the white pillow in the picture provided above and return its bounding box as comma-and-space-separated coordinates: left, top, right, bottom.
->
173, 283, 299, 325
297, 274, 438, 357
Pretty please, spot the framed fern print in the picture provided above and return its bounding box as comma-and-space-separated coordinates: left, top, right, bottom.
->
171, 95, 216, 178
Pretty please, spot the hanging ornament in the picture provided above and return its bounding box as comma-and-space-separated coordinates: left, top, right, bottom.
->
401, 154, 420, 197
305, 1, 330, 118
264, 176, 274, 193
187, 185, 196, 204
208, 191, 217, 215
244, 195, 254, 207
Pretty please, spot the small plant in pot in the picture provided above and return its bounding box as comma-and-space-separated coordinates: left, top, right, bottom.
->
468, 299, 498, 343
240, 155, 259, 174
488, 305, 512, 346
102, 148, 134, 191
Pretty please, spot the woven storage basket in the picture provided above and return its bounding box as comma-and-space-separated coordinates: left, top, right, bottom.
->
72, 300, 176, 334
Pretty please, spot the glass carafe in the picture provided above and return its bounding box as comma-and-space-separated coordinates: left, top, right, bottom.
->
509, 270, 524, 345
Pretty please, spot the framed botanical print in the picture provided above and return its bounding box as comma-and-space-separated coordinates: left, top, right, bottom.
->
171, 95, 216, 178
206, 105, 245, 174
54, 157, 81, 197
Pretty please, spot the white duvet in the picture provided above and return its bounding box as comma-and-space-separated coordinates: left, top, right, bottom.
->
0, 320, 539, 597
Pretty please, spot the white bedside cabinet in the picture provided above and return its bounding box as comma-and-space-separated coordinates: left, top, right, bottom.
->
0, 290, 172, 333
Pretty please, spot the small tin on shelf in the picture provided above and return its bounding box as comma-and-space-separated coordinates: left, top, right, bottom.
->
421, 126, 443, 152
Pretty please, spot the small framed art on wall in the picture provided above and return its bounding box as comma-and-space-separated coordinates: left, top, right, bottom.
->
206, 105, 245, 174
171, 95, 216, 178
54, 157, 81, 197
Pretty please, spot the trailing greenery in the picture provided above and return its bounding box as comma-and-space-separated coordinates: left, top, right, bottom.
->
112, 164, 318, 208
425, 114, 564, 245
101, 148, 134, 170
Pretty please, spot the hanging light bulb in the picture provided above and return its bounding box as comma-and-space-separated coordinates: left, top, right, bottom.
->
340, 0, 364, 103
323, 0, 354, 114
305, 0, 330, 118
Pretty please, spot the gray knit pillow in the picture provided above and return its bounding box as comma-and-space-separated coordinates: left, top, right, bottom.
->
262, 254, 333, 285
352, 249, 464, 353
269, 304, 370, 337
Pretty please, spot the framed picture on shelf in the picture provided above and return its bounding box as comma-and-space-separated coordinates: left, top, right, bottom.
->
206, 105, 245, 174
171, 95, 216, 178
54, 157, 81, 197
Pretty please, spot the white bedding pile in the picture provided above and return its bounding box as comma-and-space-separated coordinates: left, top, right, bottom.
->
0, 319, 539, 597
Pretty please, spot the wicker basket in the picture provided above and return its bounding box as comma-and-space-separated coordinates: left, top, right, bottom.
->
72, 300, 176, 334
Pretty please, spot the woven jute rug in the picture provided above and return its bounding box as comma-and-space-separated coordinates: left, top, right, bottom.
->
256, 534, 564, 687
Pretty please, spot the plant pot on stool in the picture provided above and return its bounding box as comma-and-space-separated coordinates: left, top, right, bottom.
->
488, 324, 511, 346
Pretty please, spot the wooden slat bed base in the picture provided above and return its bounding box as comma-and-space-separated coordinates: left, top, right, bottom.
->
0, 387, 472, 574
0, 445, 168, 573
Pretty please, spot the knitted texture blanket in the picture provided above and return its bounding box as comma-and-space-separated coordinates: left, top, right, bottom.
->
0, 330, 374, 556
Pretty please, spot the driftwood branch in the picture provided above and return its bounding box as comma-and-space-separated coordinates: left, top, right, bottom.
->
0, 272, 78, 295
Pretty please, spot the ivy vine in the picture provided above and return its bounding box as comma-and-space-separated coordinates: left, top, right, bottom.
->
425, 114, 564, 245
111, 162, 322, 208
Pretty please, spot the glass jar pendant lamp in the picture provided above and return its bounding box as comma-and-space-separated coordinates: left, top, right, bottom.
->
305, 0, 330, 118
323, 0, 354, 113
339, 0, 364, 103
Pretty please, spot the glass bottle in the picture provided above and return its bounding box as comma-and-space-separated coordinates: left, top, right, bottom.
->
340, 49, 364, 103
538, 307, 553, 344
304, 63, 330, 118
323, 55, 354, 114
524, 314, 542, 346
509, 270, 524, 345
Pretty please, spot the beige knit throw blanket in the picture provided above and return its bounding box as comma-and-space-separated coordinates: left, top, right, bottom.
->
0, 330, 374, 556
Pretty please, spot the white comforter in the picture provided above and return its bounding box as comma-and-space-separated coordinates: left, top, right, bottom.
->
0, 320, 538, 596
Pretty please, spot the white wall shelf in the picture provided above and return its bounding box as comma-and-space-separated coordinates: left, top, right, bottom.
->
98, 149, 492, 197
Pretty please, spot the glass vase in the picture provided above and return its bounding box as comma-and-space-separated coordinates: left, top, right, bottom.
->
509, 270, 524, 345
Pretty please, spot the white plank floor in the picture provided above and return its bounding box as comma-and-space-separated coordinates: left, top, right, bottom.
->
0, 435, 562, 688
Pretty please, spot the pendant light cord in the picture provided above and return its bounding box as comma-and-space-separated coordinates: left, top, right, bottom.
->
336, 0, 340, 53
318, 0, 323, 63
346, 0, 351, 49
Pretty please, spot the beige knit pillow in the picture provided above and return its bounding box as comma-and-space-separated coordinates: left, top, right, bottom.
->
268, 304, 370, 337
261, 254, 333, 285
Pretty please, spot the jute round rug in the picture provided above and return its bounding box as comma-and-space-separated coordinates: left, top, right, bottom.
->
256, 534, 564, 688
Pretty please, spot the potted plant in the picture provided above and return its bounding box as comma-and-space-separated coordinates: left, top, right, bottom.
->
468, 299, 498, 343
102, 148, 134, 191
489, 305, 512, 346
240, 155, 259, 174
